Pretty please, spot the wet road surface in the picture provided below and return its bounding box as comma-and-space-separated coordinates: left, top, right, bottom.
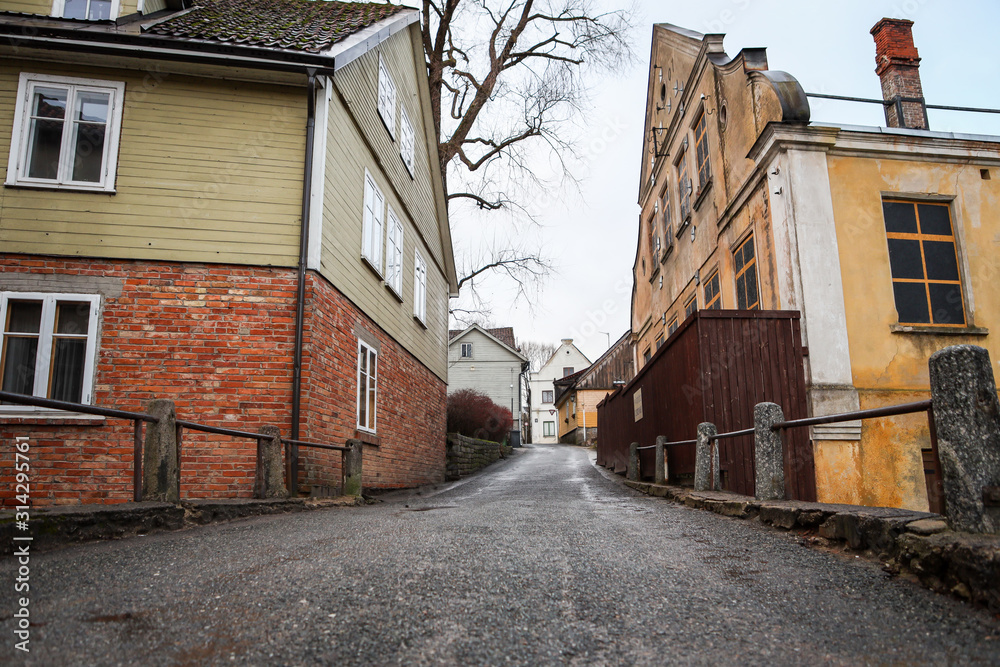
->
2, 443, 998, 665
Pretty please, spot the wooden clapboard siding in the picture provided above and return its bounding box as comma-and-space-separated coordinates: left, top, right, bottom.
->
4, 1, 50, 14
448, 328, 524, 415
0, 60, 306, 266
331, 26, 443, 269
320, 27, 448, 381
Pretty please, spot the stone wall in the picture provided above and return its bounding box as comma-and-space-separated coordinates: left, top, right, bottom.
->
446, 433, 511, 481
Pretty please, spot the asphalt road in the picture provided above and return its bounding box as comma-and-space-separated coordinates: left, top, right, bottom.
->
2, 444, 998, 666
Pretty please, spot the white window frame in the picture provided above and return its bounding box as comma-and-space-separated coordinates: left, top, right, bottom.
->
361, 169, 385, 274
460, 342, 473, 358
399, 105, 415, 176
51, 0, 121, 20
384, 207, 404, 297
6, 72, 125, 193
356, 340, 378, 433
377, 54, 397, 139
0, 292, 101, 411
413, 249, 427, 324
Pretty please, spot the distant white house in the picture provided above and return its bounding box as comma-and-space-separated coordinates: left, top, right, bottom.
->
528, 339, 591, 444
448, 325, 529, 438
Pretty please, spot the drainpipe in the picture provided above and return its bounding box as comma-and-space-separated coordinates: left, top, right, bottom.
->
290, 67, 318, 496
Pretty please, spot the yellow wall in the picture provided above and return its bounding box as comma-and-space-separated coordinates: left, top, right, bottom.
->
0, 60, 305, 266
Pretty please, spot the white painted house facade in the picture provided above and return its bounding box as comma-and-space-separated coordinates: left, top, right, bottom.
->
448, 325, 528, 435
528, 339, 591, 444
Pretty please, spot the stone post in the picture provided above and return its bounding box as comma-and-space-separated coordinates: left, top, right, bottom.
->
654, 435, 667, 485
142, 399, 178, 502
694, 422, 717, 492
342, 439, 363, 497
627, 442, 639, 481
754, 403, 786, 501
928, 345, 1000, 534
254, 426, 287, 499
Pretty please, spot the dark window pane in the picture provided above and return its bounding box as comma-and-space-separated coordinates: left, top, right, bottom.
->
743, 239, 755, 262
27, 119, 64, 180
887, 238, 924, 280
1, 338, 38, 397
736, 275, 747, 310
72, 123, 106, 182
745, 268, 759, 309
929, 283, 965, 325
50, 338, 87, 402
923, 240, 960, 281
32, 88, 66, 119
883, 201, 917, 233
56, 302, 90, 335
6, 301, 43, 333
918, 203, 952, 236
893, 282, 930, 324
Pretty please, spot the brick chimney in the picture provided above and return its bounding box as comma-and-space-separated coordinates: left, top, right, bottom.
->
871, 18, 928, 130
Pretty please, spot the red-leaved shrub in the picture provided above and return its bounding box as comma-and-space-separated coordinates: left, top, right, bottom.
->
447, 389, 513, 443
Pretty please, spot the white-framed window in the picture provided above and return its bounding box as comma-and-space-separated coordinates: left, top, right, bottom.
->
361, 170, 385, 273
1, 293, 100, 409
6, 73, 125, 193
52, 0, 119, 20
543, 421, 555, 437
384, 208, 404, 297
356, 340, 378, 433
460, 342, 473, 358
399, 106, 415, 176
377, 54, 397, 138
541, 390, 554, 403
413, 250, 427, 323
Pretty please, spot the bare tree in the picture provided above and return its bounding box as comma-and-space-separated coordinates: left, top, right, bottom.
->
421, 0, 636, 315
519, 339, 557, 372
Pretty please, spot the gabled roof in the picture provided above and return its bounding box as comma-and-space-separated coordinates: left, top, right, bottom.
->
449, 325, 526, 361
147, 0, 405, 54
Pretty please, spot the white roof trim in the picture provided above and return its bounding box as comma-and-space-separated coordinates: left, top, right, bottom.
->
326, 8, 419, 72
449, 324, 527, 361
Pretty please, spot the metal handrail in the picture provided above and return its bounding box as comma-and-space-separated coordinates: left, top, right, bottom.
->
711, 427, 755, 440
637, 438, 697, 450
772, 400, 932, 431
0, 390, 158, 422
283, 438, 349, 452
174, 419, 276, 441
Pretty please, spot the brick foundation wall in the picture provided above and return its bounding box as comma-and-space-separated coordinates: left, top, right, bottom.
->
0, 256, 445, 506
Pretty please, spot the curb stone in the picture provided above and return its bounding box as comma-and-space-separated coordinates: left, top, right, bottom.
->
624, 479, 1000, 611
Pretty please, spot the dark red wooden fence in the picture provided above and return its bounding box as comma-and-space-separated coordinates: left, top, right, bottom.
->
596, 310, 815, 501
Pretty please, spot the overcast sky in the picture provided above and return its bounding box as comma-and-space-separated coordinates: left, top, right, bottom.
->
448, 0, 1000, 363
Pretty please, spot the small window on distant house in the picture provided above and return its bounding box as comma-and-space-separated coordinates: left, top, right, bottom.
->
361, 171, 385, 273
399, 106, 415, 176
1, 293, 100, 408
385, 208, 403, 296
655, 334, 665, 350
882, 199, 966, 326
704, 271, 721, 310
676, 151, 691, 222
684, 294, 697, 318
667, 316, 679, 335
377, 54, 397, 138
6, 73, 125, 192
734, 235, 760, 310
694, 110, 711, 188
541, 390, 554, 403
413, 250, 427, 324
356, 340, 378, 433
55, 0, 117, 20
563, 367, 574, 377
543, 421, 555, 437
461, 342, 473, 358
643, 348, 651, 364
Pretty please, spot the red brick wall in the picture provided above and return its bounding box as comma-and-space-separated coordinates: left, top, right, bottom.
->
0, 256, 445, 506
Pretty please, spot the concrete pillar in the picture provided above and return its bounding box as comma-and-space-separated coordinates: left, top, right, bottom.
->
627, 442, 639, 481
142, 399, 178, 502
754, 403, 786, 501
342, 439, 363, 497
254, 426, 287, 499
694, 423, 717, 492
654, 436, 667, 485
928, 345, 1000, 534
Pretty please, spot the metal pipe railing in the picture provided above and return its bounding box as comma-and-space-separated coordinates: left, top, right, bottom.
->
0, 390, 157, 422
283, 438, 349, 452
772, 400, 932, 431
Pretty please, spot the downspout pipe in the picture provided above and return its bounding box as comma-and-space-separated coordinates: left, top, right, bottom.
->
290, 67, 318, 496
